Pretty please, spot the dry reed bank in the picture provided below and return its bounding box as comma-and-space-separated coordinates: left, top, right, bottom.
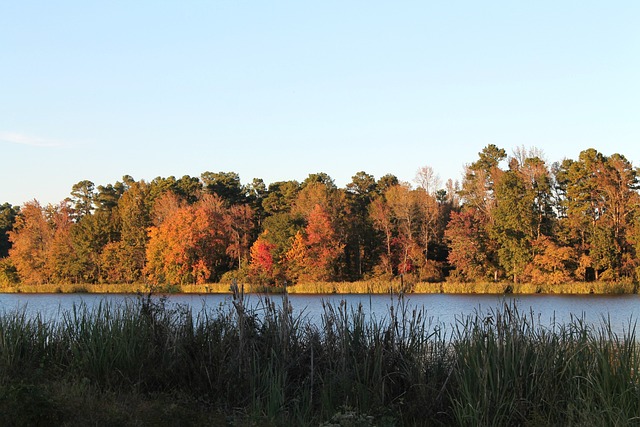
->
0, 278, 637, 295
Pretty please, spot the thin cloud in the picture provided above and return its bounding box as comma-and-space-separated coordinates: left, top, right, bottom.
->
0, 132, 63, 148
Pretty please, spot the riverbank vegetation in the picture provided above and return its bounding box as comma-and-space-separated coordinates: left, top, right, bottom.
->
2, 293, 640, 425
2, 145, 640, 292
0, 278, 637, 296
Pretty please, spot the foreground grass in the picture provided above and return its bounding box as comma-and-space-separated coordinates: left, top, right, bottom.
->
1, 288, 640, 426
1, 278, 638, 295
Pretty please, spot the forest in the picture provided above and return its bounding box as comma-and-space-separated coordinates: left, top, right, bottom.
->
1, 145, 639, 289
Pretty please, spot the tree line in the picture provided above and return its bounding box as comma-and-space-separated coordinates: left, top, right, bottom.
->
1, 145, 639, 287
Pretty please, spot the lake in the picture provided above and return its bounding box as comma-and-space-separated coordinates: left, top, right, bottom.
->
1, 292, 639, 336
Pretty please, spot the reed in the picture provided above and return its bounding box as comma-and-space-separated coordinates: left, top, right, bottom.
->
1, 292, 640, 425
286, 278, 405, 294
1, 278, 638, 295
0, 282, 148, 294
425, 280, 638, 295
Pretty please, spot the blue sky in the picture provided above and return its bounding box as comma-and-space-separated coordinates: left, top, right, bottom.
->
1, 1, 639, 206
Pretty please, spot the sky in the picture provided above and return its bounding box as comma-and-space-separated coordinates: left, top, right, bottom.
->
1, 1, 639, 206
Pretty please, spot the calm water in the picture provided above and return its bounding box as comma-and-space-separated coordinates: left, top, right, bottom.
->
1, 292, 639, 336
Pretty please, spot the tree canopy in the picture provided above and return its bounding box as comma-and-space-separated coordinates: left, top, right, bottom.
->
3, 146, 640, 286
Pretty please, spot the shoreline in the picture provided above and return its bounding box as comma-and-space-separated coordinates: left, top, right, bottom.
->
1, 279, 637, 295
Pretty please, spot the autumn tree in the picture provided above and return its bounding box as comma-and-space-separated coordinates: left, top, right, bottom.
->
9, 201, 79, 284
525, 236, 577, 285
414, 188, 444, 281
445, 209, 497, 281
45, 202, 80, 283
369, 195, 394, 275
291, 176, 349, 278
249, 231, 277, 284
628, 211, 640, 280
600, 154, 638, 243
385, 183, 421, 274
9, 201, 53, 284
145, 194, 228, 285
596, 154, 639, 278
260, 213, 303, 262
150, 191, 183, 226
224, 204, 255, 269
414, 189, 439, 259
303, 204, 343, 281
283, 231, 307, 283
284, 204, 343, 282
8, 148, 640, 286
293, 180, 342, 219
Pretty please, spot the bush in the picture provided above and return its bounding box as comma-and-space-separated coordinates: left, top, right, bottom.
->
0, 383, 63, 427
418, 260, 444, 282
445, 268, 466, 283
219, 263, 250, 285
0, 258, 19, 287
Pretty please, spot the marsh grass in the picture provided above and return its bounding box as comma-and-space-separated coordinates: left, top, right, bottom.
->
449, 306, 640, 426
1, 278, 637, 295
1, 289, 640, 425
287, 278, 406, 294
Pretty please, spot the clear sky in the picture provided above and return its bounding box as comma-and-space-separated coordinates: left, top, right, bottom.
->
1, 1, 639, 206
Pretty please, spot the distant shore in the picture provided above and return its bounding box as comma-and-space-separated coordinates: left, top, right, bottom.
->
1, 279, 637, 295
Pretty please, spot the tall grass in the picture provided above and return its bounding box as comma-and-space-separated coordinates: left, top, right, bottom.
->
1, 278, 637, 294
1, 290, 640, 425
449, 306, 640, 426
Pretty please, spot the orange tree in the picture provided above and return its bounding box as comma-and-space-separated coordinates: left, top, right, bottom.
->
145, 195, 228, 285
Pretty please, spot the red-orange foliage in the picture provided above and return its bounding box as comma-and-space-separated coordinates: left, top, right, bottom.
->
445, 209, 494, 281
151, 191, 183, 226
525, 236, 577, 285
45, 203, 77, 282
9, 201, 77, 285
284, 230, 308, 282
145, 195, 228, 285
284, 204, 343, 282
249, 232, 277, 282
9, 201, 52, 285
305, 204, 343, 280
